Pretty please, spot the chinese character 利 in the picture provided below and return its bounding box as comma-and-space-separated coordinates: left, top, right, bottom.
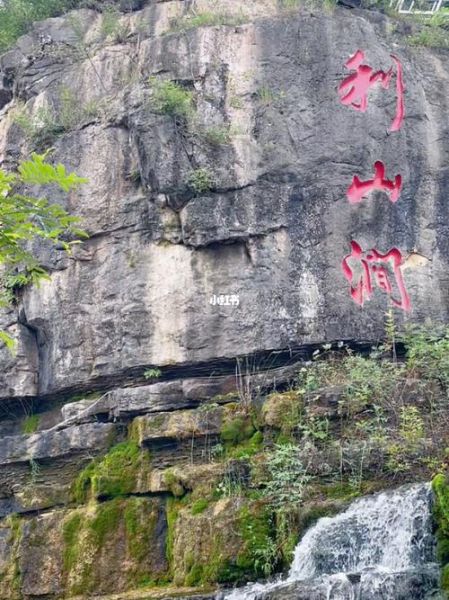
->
342, 240, 411, 312
338, 50, 405, 132
347, 161, 402, 204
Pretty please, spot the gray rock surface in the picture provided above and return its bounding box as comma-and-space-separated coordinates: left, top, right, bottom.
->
0, 422, 115, 464
0, 2, 446, 400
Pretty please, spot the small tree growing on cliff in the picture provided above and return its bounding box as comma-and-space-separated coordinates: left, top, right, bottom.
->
0, 152, 87, 350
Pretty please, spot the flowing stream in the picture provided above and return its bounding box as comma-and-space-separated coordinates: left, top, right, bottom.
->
221, 483, 443, 600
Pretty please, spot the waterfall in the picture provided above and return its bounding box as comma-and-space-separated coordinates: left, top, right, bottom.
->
220, 483, 443, 600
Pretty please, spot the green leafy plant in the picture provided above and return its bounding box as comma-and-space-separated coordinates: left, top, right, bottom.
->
144, 368, 162, 380
402, 325, 449, 390
262, 443, 311, 507
407, 19, 449, 49
149, 77, 194, 119
187, 168, 214, 194
0, 152, 87, 347
399, 406, 424, 448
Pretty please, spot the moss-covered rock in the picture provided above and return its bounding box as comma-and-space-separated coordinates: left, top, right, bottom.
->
261, 391, 303, 432
169, 496, 277, 586
0, 515, 23, 600
132, 406, 225, 445
62, 496, 168, 596
432, 473, 449, 596
73, 441, 152, 502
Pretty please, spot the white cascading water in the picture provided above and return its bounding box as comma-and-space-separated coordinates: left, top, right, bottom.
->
221, 483, 443, 600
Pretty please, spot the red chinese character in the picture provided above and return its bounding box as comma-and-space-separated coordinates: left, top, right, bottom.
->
338, 50, 405, 132
347, 161, 402, 204
342, 241, 411, 311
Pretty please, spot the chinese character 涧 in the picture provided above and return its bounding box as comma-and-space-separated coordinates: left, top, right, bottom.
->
338, 50, 405, 132
347, 161, 402, 204
342, 240, 411, 311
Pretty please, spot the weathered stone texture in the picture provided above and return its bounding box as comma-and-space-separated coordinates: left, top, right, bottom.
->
0, 2, 447, 399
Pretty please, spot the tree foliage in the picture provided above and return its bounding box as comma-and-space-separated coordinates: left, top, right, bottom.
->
0, 152, 87, 349
0, 0, 82, 53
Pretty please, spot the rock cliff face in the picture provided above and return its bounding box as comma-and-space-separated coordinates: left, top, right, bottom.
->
0, 1, 448, 598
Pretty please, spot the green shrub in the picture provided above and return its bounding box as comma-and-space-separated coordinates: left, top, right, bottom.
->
187, 168, 214, 194
202, 125, 232, 146
402, 325, 449, 389
408, 25, 449, 48
341, 354, 400, 413
149, 78, 194, 119
262, 443, 311, 507
0, 152, 87, 348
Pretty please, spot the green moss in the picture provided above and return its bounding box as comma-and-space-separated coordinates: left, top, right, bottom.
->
191, 499, 209, 515
73, 461, 97, 504
73, 441, 151, 503
128, 418, 144, 443
432, 474, 449, 595
62, 513, 83, 574
227, 430, 264, 459
90, 498, 122, 547
166, 497, 181, 569
124, 497, 157, 563
442, 564, 449, 594
163, 468, 185, 497
63, 497, 167, 595
21, 414, 40, 435
236, 503, 276, 577
320, 482, 362, 502
146, 414, 166, 431
4, 514, 23, 592
262, 390, 303, 433
190, 503, 276, 585
220, 415, 255, 447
